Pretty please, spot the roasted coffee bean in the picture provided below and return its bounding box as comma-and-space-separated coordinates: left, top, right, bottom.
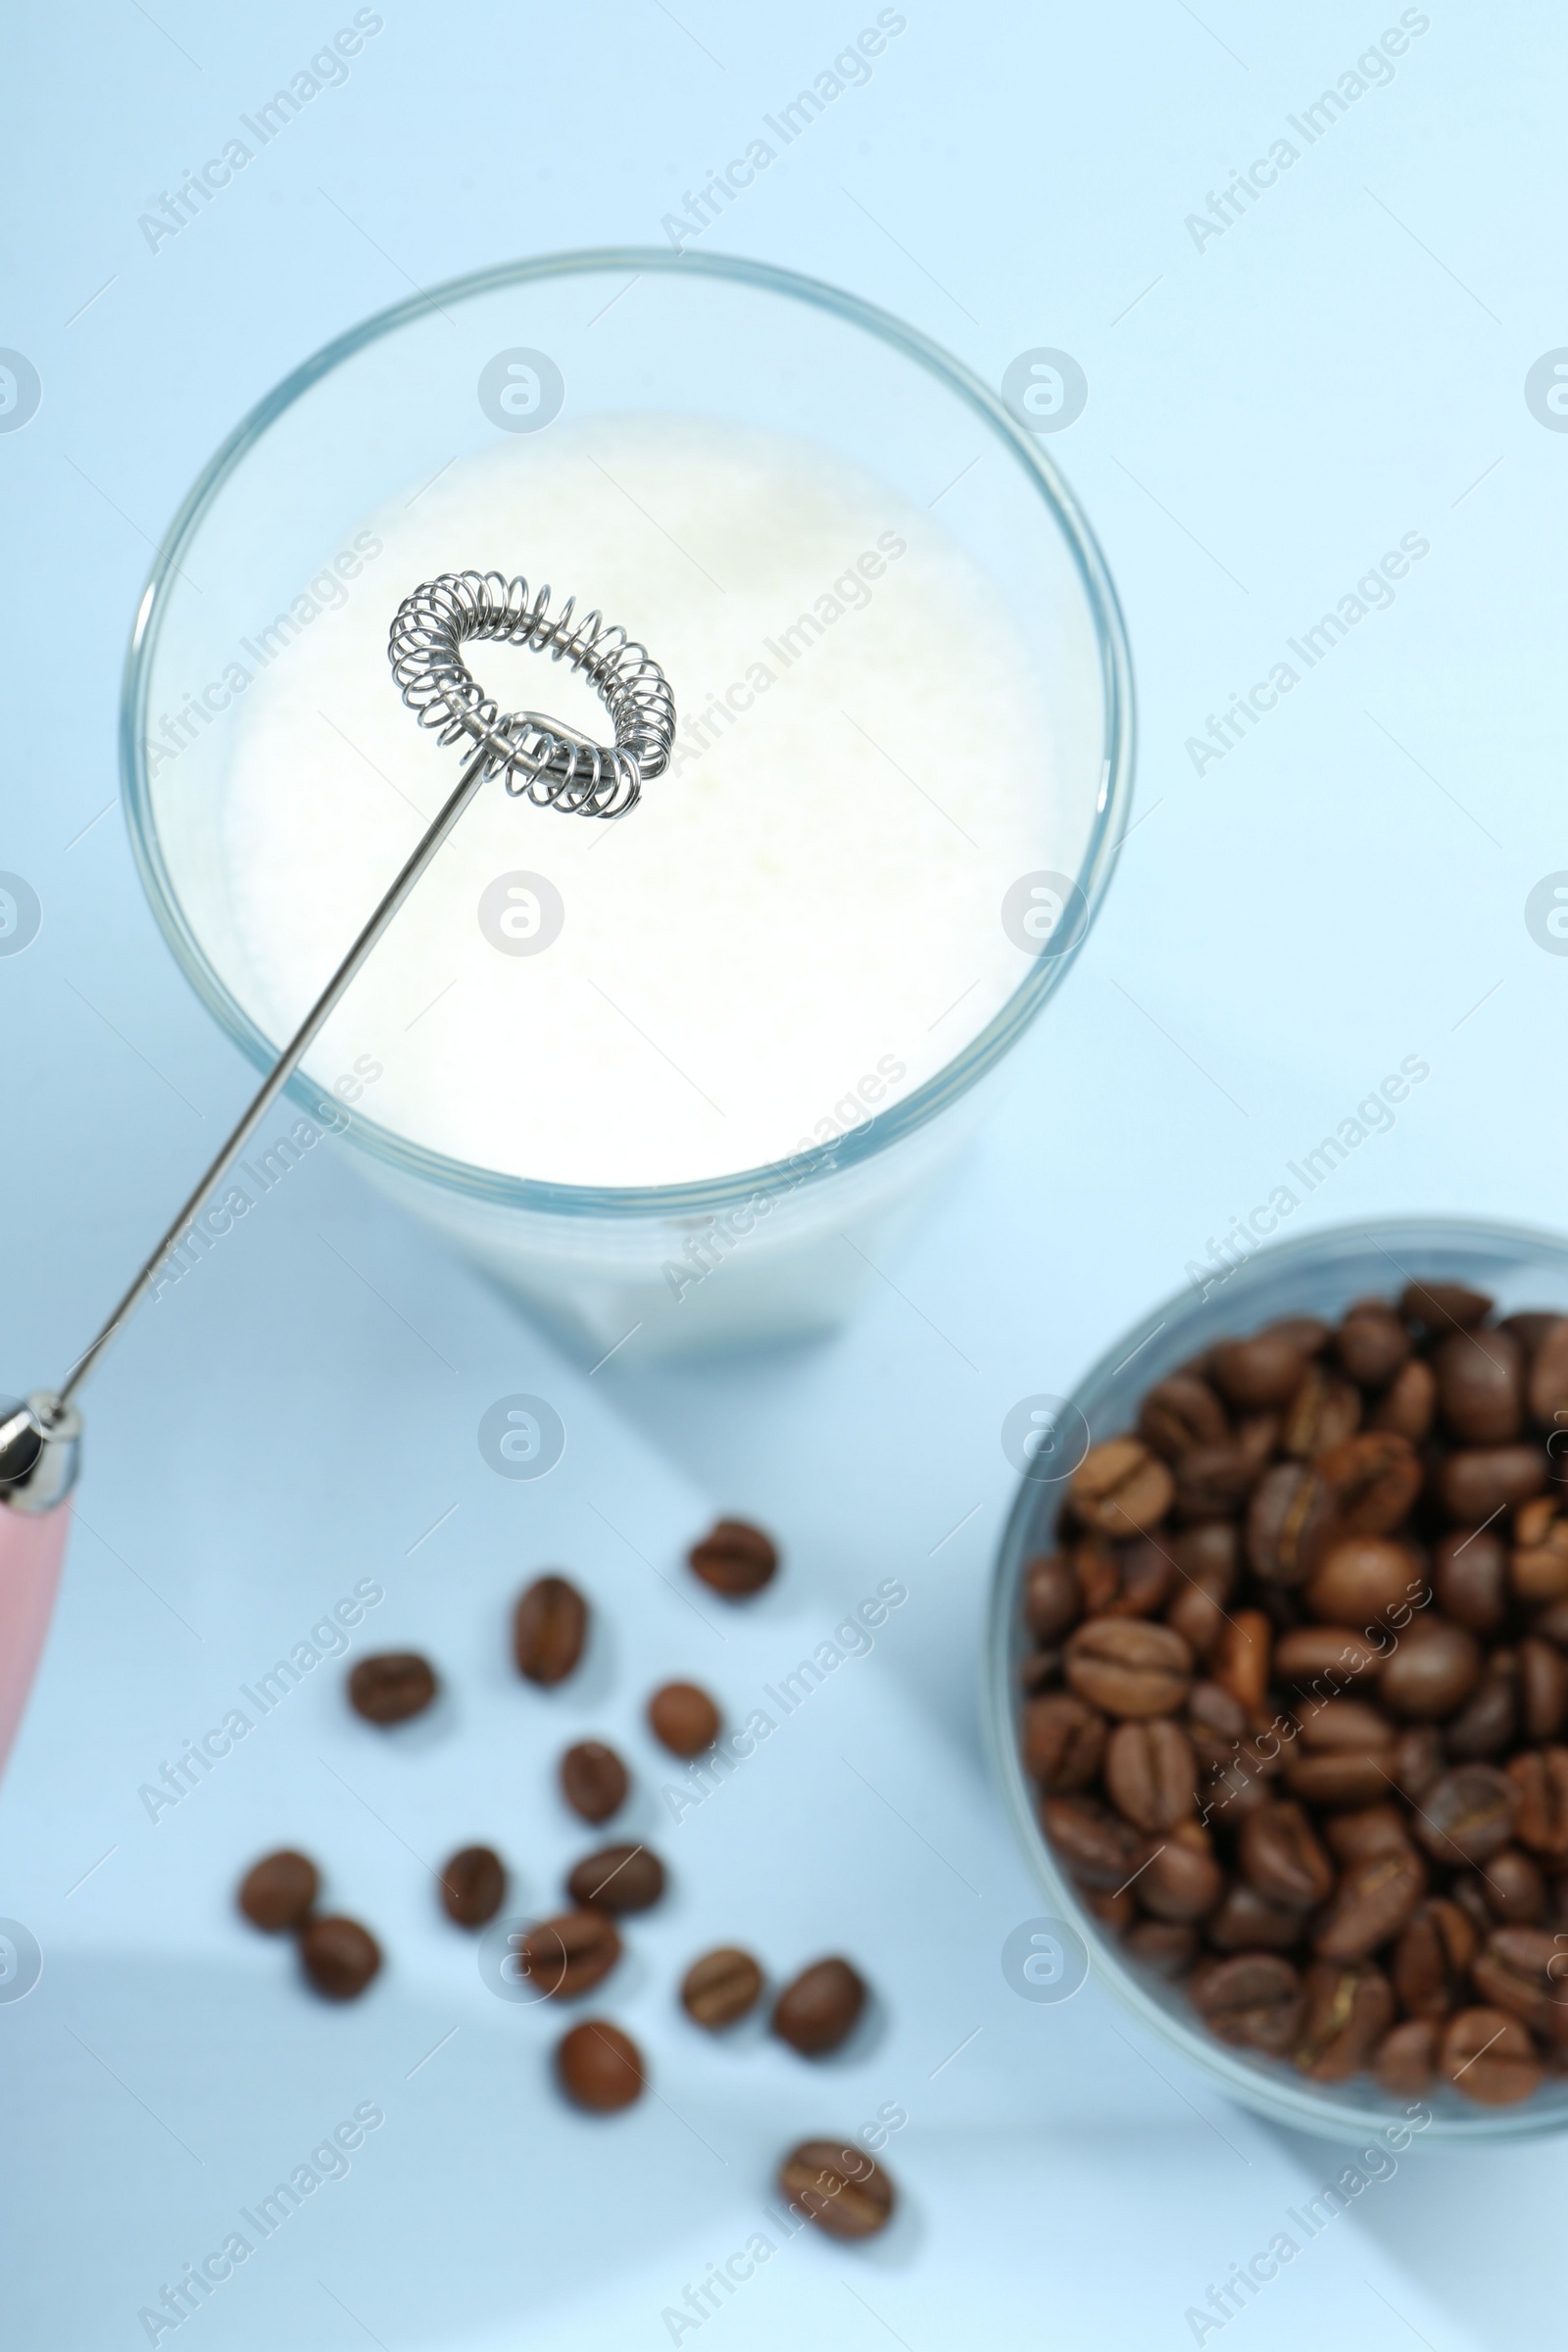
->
1503, 1312, 1563, 1355
1392, 1724, 1445, 1799
647, 1681, 720, 1757
1126, 1919, 1200, 1975
1139, 1373, 1228, 1462
1444, 1659, 1517, 1759
1281, 1364, 1361, 1460
1166, 1563, 1232, 1659
1314, 1432, 1423, 1536
1211, 1609, 1272, 1717
1312, 1846, 1426, 1962
1137, 1826, 1224, 1923
1282, 1699, 1396, 1808
1074, 1540, 1121, 1616
1069, 1440, 1175, 1539
1041, 1794, 1144, 1887
1189, 1953, 1305, 2054
1511, 1497, 1568, 1604
1393, 1898, 1478, 2017
560, 1740, 629, 1824
1246, 1463, 1334, 1588
515, 1910, 622, 1999
1526, 1317, 1568, 1429
1370, 1357, 1437, 1444
1188, 1679, 1249, 1743
1274, 1626, 1383, 1690
1336, 1303, 1411, 1388
1268, 1317, 1332, 1356
1064, 1618, 1193, 1718
1324, 1805, 1412, 1866
1436, 1328, 1523, 1445
1084, 1886, 1135, 1934
1175, 1422, 1277, 1520
566, 1843, 665, 1915
238, 1849, 318, 1933
1023, 1691, 1108, 1791
514, 1575, 588, 1685
778, 2141, 895, 2238
1104, 1538, 1177, 1617
1294, 1960, 1394, 2080
681, 1946, 764, 2029
1024, 1552, 1081, 1641
1521, 1640, 1568, 1742
688, 1518, 778, 1596
1374, 2018, 1439, 2097
1441, 2006, 1542, 2104
1240, 1800, 1335, 1911
1207, 1885, 1305, 1953
1436, 1446, 1547, 1523
1201, 1739, 1281, 1826
1105, 1718, 1196, 1831
1413, 1763, 1517, 1864
1174, 1520, 1239, 1589
1304, 1538, 1422, 1630
1434, 1528, 1509, 1633
440, 1845, 506, 1929
557, 2019, 645, 2112
1534, 1599, 1568, 1650
1210, 1332, 1310, 1410
1399, 1280, 1493, 1333
1472, 1926, 1568, 2042
771, 1957, 867, 2056
1507, 1746, 1568, 1862
1378, 1618, 1482, 1720
299, 1915, 380, 2001
1481, 1847, 1548, 1926
348, 1651, 437, 1725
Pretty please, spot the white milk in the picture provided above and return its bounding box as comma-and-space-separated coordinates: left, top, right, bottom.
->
216, 416, 1065, 1194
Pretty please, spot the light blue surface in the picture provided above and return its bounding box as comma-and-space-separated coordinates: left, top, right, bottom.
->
3, 4, 1565, 2346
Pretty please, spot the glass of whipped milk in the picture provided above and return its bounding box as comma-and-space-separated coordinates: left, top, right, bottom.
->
123, 253, 1133, 1357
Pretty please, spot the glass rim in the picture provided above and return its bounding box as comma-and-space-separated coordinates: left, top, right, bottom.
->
121, 245, 1136, 1220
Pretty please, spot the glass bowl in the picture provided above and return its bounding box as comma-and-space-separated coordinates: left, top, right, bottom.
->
121, 248, 1133, 1358
986, 1214, 1568, 2142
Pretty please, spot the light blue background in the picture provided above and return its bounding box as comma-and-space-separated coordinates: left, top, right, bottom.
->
3, 3, 1565, 2345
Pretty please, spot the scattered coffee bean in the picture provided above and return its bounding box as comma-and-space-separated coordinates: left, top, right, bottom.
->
681, 1946, 763, 2030
1442, 2005, 1542, 2104
557, 2019, 645, 2111
561, 1740, 629, 1824
299, 1915, 381, 2001
566, 1843, 665, 1914
348, 1651, 437, 1725
771, 1957, 866, 2056
688, 1517, 777, 1597
514, 1575, 588, 1686
647, 1681, 720, 1757
440, 1845, 506, 1929
514, 1909, 622, 1999
778, 2141, 895, 2238
238, 1849, 318, 1933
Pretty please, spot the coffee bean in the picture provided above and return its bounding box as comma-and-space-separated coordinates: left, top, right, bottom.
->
689, 1517, 778, 1597
238, 1849, 318, 1933
1064, 1618, 1193, 1718
514, 1575, 588, 1685
1526, 1317, 1568, 1429
1337, 1304, 1411, 1388
1520, 1639, 1568, 1742
1393, 1897, 1478, 2016
1444, 1659, 1517, 1759
1189, 1953, 1305, 2053
515, 1910, 622, 1999
1246, 1464, 1334, 1588
1105, 1718, 1196, 1831
1436, 1328, 1524, 1445
647, 1682, 720, 1757
1024, 1552, 1081, 1641
681, 1946, 763, 2030
1085, 1886, 1136, 1934
1280, 1364, 1362, 1460
1450, 1875, 1495, 1941
1434, 1528, 1509, 1632
1312, 1846, 1427, 1962
1413, 1763, 1517, 1864
1139, 1373, 1228, 1461
1207, 1885, 1305, 1953
1138, 1826, 1224, 1922
1103, 1538, 1177, 1618
1211, 1332, 1310, 1410
1481, 1846, 1548, 1926
1024, 1692, 1108, 1792
1271, 1317, 1333, 1356
1282, 1699, 1396, 1808
1471, 1926, 1568, 2042
299, 1915, 380, 2001
1324, 1804, 1412, 1865
771, 1957, 867, 2056
566, 1843, 665, 1914
1390, 1725, 1443, 1800
1374, 2017, 1439, 2097
557, 2019, 645, 2111
1127, 1919, 1200, 1975
1294, 1960, 1394, 2080
1166, 1543, 1235, 1657
1188, 1679, 1249, 1743
1399, 1280, 1493, 1334
1441, 2005, 1542, 2104
348, 1652, 437, 1725
1315, 1432, 1423, 1536
1040, 1795, 1143, 1888
1378, 1618, 1482, 1720
1273, 1626, 1382, 1691
1175, 1521, 1240, 1589
1503, 1312, 1563, 1354
1021, 1645, 1064, 1695
561, 1740, 628, 1824
1069, 1440, 1174, 1540
1304, 1537, 1422, 1630
1174, 1424, 1276, 1520
1534, 1598, 1568, 1649
1240, 1801, 1335, 1911
440, 1845, 506, 1929
1436, 1446, 1547, 1523
1507, 1746, 1568, 1862
1211, 1609, 1272, 1718
778, 2141, 895, 2238
1370, 1358, 1437, 1444
1511, 1497, 1568, 1604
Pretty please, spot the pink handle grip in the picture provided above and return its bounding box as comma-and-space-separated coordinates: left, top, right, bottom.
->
0, 1499, 71, 1776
